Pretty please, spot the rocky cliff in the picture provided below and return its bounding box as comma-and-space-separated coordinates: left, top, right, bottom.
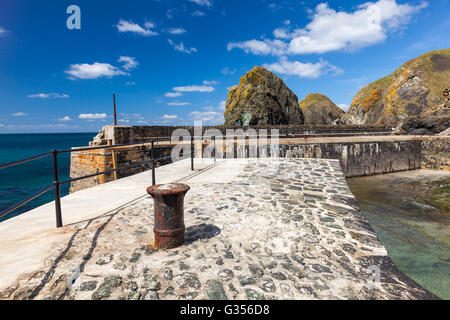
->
299, 93, 344, 125
224, 66, 304, 126
341, 48, 450, 127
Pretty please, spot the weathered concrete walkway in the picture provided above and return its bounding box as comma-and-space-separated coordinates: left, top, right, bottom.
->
0, 159, 436, 299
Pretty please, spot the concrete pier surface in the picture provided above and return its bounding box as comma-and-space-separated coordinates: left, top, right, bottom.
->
0, 158, 437, 299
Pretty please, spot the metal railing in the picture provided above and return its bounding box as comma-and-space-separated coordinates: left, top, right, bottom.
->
0, 130, 394, 227
0, 137, 195, 228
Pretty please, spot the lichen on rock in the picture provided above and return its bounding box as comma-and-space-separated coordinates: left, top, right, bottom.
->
224, 66, 304, 126
298, 93, 344, 125
341, 48, 450, 130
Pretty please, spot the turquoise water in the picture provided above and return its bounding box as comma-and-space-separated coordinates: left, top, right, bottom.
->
348, 174, 450, 300
0, 133, 95, 221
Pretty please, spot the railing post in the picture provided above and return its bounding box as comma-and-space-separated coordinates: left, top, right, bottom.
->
151, 140, 156, 186
52, 149, 63, 228
191, 135, 194, 171
213, 136, 216, 163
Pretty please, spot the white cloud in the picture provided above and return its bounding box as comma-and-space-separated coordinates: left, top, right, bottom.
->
168, 39, 197, 54
167, 102, 191, 106
204, 101, 226, 112
119, 119, 130, 123
166, 28, 186, 35
165, 92, 183, 98
0, 124, 4, 127
173, 85, 215, 92
125, 81, 136, 86
65, 62, 127, 80
203, 80, 219, 85
78, 113, 108, 119
273, 27, 291, 39
221, 67, 236, 75
58, 116, 72, 121
28, 93, 69, 99
0, 26, 9, 36
163, 114, 178, 119
11, 112, 27, 116
188, 111, 223, 123
263, 56, 343, 79
229, 0, 428, 55
192, 10, 206, 16
115, 19, 158, 36
118, 56, 138, 70
227, 39, 287, 56
188, 0, 212, 7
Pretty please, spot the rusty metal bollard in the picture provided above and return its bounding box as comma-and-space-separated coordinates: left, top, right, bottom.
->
146, 183, 190, 249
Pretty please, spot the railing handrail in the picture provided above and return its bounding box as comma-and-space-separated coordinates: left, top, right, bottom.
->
0, 151, 53, 170
0, 184, 54, 220
0, 137, 195, 227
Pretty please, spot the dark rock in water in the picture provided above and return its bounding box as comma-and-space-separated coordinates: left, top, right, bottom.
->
299, 93, 344, 125
224, 66, 304, 126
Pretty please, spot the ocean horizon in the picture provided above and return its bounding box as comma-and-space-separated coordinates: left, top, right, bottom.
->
0, 132, 96, 221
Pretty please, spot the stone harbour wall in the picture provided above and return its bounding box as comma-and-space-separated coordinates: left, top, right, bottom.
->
220, 140, 422, 178
70, 144, 173, 193
69, 148, 114, 193
281, 140, 422, 178
92, 124, 392, 145
70, 124, 449, 192
420, 137, 450, 171
2, 159, 437, 300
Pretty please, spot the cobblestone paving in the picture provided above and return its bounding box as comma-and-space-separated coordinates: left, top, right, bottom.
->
1, 159, 437, 300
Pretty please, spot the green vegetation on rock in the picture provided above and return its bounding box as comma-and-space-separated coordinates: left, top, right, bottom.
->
342, 48, 450, 128
299, 93, 344, 125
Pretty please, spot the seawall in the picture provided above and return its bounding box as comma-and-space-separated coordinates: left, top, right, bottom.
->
69, 125, 449, 192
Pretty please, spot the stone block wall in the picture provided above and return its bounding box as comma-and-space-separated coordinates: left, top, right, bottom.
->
93, 124, 393, 145
69, 148, 114, 193
279, 140, 422, 177
69, 144, 173, 193
421, 137, 450, 171
70, 125, 448, 193
217, 140, 423, 178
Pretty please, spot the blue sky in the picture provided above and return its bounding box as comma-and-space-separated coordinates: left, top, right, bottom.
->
0, 0, 448, 133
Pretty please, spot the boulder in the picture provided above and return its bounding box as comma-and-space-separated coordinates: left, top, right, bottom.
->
224, 66, 304, 126
298, 93, 344, 125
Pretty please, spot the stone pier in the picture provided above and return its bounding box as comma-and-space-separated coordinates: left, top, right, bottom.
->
0, 159, 437, 300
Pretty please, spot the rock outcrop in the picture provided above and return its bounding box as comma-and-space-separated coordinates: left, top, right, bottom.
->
224, 66, 304, 126
341, 48, 450, 128
400, 112, 450, 135
398, 87, 450, 135
298, 93, 344, 125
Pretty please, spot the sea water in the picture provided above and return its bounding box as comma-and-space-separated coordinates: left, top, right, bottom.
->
348, 172, 450, 299
0, 133, 95, 221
